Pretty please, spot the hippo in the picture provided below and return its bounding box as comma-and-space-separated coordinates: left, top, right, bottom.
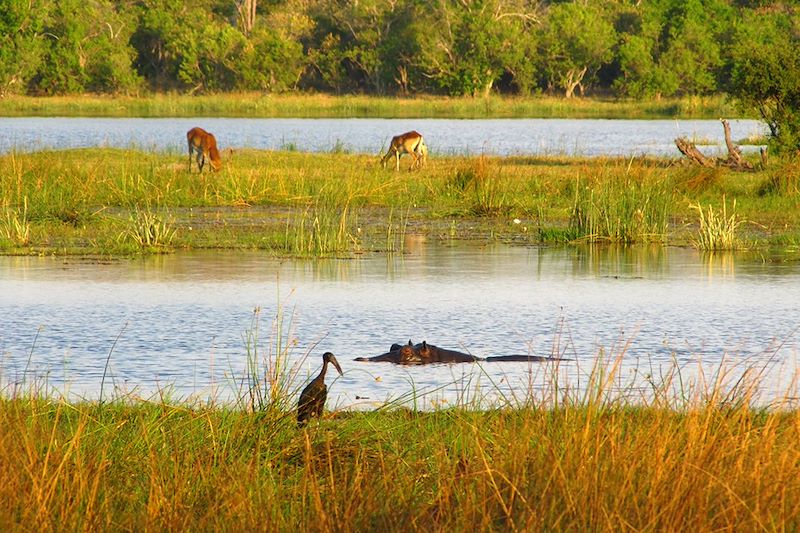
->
354, 340, 569, 365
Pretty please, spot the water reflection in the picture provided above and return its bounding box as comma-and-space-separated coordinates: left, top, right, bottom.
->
1, 243, 798, 407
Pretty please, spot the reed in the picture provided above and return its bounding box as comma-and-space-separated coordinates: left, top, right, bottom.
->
690, 197, 744, 250
569, 165, 673, 243
118, 206, 177, 249
1, 197, 31, 246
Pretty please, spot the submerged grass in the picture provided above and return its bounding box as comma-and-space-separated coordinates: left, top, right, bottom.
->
1, 148, 799, 255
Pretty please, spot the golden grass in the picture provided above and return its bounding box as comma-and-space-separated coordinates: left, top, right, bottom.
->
1, 370, 798, 531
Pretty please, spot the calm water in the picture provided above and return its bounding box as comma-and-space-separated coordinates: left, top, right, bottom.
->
2, 244, 798, 408
1, 117, 767, 157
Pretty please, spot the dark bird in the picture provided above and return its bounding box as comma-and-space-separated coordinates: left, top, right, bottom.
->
297, 352, 343, 426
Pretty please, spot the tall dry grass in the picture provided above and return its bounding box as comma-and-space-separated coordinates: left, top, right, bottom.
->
691, 196, 744, 250
1, 345, 798, 531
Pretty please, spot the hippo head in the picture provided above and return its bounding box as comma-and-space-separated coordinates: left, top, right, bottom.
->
397, 340, 423, 364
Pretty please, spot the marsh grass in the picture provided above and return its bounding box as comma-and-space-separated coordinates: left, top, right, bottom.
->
0, 94, 740, 119
690, 197, 744, 250
283, 202, 358, 257
570, 165, 673, 243
118, 206, 177, 249
758, 159, 800, 196
2, 148, 800, 255
447, 156, 514, 216
1, 338, 798, 531
1, 197, 31, 246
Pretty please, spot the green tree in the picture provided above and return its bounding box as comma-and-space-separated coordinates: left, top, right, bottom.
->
132, 0, 244, 92
0, 0, 48, 96
729, 7, 800, 153
614, 0, 730, 98
303, 0, 406, 94
538, 2, 616, 98
30, 0, 140, 94
416, 0, 533, 96
238, 27, 304, 92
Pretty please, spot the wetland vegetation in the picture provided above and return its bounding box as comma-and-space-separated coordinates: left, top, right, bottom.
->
1, 147, 799, 257
2, 349, 798, 531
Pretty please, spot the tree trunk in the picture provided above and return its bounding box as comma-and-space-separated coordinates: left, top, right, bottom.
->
563, 66, 587, 98
235, 0, 256, 35
720, 119, 753, 170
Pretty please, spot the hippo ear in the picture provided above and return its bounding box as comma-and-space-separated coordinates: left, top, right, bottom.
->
422, 341, 427, 349
407, 339, 412, 346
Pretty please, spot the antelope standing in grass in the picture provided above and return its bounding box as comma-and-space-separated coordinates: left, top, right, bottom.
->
187, 127, 222, 172
381, 130, 428, 171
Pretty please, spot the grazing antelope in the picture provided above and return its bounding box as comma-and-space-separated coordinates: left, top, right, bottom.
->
187, 127, 222, 172
381, 130, 428, 171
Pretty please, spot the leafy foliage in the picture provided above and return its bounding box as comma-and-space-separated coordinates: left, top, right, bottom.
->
729, 6, 800, 153
0, 0, 794, 141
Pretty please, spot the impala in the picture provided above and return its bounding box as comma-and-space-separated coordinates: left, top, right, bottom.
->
381, 130, 428, 171
187, 127, 222, 172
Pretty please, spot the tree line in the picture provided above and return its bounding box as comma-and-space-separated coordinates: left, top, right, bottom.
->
1, 0, 799, 149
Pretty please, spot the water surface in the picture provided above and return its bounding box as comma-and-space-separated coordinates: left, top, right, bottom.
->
2, 244, 798, 408
2, 117, 767, 157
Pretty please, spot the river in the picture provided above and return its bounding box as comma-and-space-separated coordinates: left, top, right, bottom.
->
2, 243, 798, 409
1, 117, 767, 158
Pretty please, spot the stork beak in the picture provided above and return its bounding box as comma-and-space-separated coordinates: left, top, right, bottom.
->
330, 353, 343, 376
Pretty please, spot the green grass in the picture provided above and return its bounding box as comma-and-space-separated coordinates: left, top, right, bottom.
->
1, 148, 799, 256
0, 93, 743, 119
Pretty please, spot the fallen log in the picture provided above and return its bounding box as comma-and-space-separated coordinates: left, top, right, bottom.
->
675, 137, 716, 167
675, 119, 758, 172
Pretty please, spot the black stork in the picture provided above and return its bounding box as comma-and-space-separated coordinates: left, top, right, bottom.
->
297, 352, 343, 426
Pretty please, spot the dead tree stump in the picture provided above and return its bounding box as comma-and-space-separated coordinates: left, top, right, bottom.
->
675, 119, 757, 171
721, 119, 754, 170
675, 137, 716, 167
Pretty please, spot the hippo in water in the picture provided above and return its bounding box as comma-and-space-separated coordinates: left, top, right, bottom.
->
354, 340, 569, 365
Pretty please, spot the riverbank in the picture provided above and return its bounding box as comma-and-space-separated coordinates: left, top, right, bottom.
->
0, 94, 743, 119
2, 148, 799, 257
1, 386, 798, 531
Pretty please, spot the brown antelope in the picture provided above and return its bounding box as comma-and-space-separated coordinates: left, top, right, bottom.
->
381, 130, 428, 171
187, 127, 222, 172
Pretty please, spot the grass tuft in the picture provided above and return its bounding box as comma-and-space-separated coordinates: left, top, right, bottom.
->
569, 166, 672, 243
1, 197, 31, 246
118, 206, 177, 249
690, 196, 744, 250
